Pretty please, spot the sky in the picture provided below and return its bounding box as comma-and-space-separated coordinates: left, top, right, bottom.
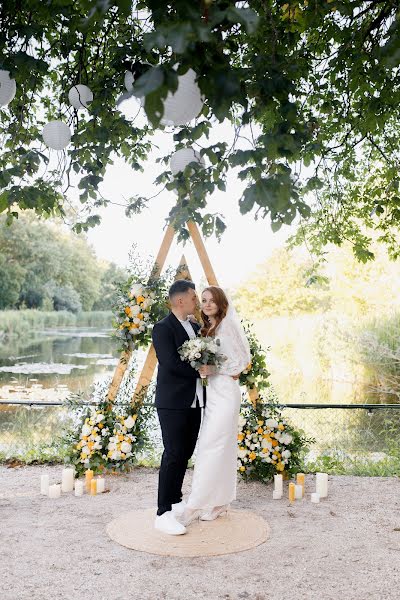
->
84, 97, 296, 291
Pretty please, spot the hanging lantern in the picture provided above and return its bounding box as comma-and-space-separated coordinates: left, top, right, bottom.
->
162, 69, 203, 127
170, 147, 205, 175
42, 120, 71, 150
0, 70, 16, 107
124, 71, 134, 92
68, 84, 93, 110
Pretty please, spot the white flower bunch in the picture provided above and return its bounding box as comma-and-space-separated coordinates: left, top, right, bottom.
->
106, 414, 138, 462
117, 283, 156, 337
237, 410, 293, 474
178, 336, 226, 384
76, 410, 108, 465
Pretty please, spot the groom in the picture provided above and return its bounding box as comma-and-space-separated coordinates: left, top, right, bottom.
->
152, 279, 203, 535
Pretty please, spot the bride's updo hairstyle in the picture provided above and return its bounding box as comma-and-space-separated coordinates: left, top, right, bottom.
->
200, 286, 229, 337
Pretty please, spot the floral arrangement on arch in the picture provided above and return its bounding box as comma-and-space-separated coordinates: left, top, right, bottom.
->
112, 248, 173, 352
63, 378, 154, 477
239, 320, 271, 393
237, 392, 315, 482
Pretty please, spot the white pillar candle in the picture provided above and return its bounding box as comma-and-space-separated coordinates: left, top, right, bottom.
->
61, 467, 75, 493
294, 484, 303, 500
272, 490, 282, 500
48, 484, 61, 499
315, 472, 328, 498
311, 492, 320, 503
40, 474, 49, 495
74, 480, 84, 497
96, 478, 105, 493
274, 474, 283, 494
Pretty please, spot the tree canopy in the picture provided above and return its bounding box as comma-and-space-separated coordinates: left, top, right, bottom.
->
1, 1, 400, 257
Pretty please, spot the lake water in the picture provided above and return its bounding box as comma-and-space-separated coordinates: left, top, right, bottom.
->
0, 327, 119, 397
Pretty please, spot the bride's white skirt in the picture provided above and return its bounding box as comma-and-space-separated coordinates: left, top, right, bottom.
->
187, 374, 240, 510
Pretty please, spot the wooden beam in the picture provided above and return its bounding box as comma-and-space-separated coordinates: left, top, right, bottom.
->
187, 221, 219, 285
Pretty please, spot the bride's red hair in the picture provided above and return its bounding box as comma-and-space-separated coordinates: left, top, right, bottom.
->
200, 286, 229, 337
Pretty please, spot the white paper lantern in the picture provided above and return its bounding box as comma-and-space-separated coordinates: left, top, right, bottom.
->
68, 84, 93, 109
170, 147, 205, 176
162, 69, 203, 127
0, 70, 16, 107
124, 71, 134, 92
42, 120, 71, 151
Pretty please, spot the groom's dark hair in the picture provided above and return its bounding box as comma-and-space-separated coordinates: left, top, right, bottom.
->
169, 279, 196, 299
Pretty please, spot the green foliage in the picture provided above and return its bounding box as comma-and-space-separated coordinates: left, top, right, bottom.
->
0, 212, 119, 311
239, 321, 271, 392
1, 1, 399, 253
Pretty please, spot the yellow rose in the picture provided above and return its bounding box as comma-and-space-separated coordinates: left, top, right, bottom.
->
257, 427, 263, 434
276, 462, 285, 471
98, 423, 104, 429
239, 466, 245, 472
137, 295, 145, 304
278, 424, 285, 431
262, 448, 268, 454
238, 433, 244, 442
271, 439, 278, 447
257, 420, 263, 426
124, 306, 131, 315
249, 451, 257, 461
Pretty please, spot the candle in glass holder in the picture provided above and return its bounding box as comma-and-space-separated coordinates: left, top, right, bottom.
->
316, 472, 328, 498
288, 482, 295, 502
274, 474, 283, 494
296, 473, 305, 497
295, 484, 303, 500
96, 478, 105, 493
85, 469, 94, 493
272, 490, 282, 500
61, 467, 74, 493
90, 478, 97, 496
40, 474, 49, 495
74, 480, 84, 497
311, 492, 320, 504
48, 484, 61, 499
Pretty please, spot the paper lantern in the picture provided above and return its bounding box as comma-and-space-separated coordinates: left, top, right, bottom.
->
0, 70, 16, 107
68, 84, 93, 109
170, 147, 205, 176
42, 120, 71, 151
124, 71, 134, 91
162, 69, 203, 126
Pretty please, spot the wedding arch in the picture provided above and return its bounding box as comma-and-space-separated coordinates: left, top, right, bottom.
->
106, 220, 259, 408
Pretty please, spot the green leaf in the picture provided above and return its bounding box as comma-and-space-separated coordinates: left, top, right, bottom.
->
226, 7, 259, 33
132, 67, 164, 98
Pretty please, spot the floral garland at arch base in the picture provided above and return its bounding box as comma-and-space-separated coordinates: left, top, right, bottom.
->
237, 392, 315, 482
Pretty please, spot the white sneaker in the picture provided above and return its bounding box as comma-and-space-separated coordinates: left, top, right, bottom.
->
155, 511, 187, 535
171, 500, 186, 517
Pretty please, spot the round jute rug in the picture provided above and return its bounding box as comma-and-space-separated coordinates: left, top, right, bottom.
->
106, 508, 269, 557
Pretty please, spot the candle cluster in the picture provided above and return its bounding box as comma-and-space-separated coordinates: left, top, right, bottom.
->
272, 472, 329, 503
40, 467, 106, 499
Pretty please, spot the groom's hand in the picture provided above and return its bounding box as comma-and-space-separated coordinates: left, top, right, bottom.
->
199, 365, 216, 376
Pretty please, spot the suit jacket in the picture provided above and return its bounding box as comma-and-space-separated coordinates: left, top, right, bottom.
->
152, 312, 200, 409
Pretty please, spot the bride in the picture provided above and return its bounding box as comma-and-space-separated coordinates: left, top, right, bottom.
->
182, 286, 251, 524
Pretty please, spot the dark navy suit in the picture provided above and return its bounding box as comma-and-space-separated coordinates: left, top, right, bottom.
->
152, 312, 201, 515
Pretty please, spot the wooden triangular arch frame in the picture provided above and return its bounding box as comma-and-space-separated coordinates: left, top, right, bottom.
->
106, 221, 259, 407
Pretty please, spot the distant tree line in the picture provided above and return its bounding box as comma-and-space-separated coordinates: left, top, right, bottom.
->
0, 212, 126, 313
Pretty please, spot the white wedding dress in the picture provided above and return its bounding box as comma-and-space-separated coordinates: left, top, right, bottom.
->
186, 305, 251, 513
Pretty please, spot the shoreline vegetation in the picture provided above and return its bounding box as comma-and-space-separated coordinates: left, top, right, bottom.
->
0, 310, 113, 341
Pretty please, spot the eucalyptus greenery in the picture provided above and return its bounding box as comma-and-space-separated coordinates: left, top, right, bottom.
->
1, 1, 400, 257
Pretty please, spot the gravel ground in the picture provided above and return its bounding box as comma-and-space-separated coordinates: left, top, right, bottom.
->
1, 465, 399, 600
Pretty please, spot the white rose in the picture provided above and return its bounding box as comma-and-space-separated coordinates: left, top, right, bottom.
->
124, 416, 135, 429
238, 415, 246, 427
81, 424, 91, 437
95, 413, 105, 423
130, 284, 143, 296
265, 418, 279, 428
261, 439, 271, 449
282, 449, 291, 458
131, 305, 141, 315
111, 450, 121, 461
121, 441, 132, 454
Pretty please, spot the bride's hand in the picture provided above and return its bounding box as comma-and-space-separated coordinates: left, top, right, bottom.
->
199, 365, 216, 377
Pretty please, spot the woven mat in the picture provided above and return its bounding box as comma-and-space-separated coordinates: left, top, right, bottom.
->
106, 508, 269, 557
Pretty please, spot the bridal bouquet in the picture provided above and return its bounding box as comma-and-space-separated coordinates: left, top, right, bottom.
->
178, 337, 226, 386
